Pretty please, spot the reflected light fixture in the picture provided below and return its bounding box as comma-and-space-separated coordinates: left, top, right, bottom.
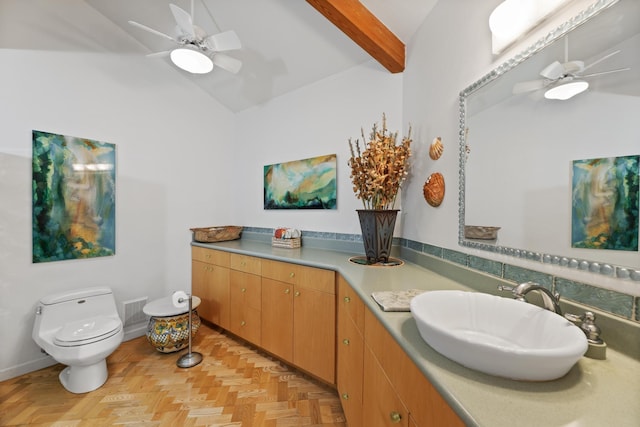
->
544, 79, 589, 100
170, 45, 213, 74
489, 0, 574, 55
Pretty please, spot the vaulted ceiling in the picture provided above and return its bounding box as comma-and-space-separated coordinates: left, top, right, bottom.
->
85, 0, 438, 112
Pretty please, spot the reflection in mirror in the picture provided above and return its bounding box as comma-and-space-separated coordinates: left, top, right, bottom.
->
459, 0, 640, 280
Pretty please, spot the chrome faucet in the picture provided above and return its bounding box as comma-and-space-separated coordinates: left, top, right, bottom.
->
498, 281, 562, 315
498, 282, 605, 346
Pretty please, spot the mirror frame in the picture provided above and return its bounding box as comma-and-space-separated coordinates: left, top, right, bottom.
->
458, 0, 640, 282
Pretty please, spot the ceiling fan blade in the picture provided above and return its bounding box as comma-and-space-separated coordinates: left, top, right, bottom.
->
146, 51, 171, 58
581, 67, 631, 78
582, 50, 621, 72
205, 30, 241, 52
169, 3, 195, 39
212, 54, 242, 74
540, 61, 564, 80
128, 20, 177, 42
513, 79, 548, 94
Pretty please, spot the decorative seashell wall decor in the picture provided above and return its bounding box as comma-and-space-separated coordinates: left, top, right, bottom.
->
429, 136, 443, 160
423, 172, 445, 207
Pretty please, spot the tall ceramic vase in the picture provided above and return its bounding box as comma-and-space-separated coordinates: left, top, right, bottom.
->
357, 209, 399, 264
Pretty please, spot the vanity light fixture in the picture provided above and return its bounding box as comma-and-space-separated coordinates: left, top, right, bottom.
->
170, 45, 214, 74
544, 79, 589, 100
489, 0, 574, 55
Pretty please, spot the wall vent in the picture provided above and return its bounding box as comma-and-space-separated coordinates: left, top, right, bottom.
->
122, 297, 148, 327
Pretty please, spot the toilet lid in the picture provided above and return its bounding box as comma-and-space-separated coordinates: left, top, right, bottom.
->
54, 316, 121, 347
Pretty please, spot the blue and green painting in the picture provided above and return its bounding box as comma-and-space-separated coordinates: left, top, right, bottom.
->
571, 154, 638, 251
264, 154, 337, 209
32, 130, 116, 263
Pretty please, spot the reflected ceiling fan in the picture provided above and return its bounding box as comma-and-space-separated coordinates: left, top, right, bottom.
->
128, 0, 241, 75
513, 37, 630, 100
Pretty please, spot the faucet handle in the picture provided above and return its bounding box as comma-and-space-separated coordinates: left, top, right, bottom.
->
497, 285, 515, 293
564, 311, 603, 344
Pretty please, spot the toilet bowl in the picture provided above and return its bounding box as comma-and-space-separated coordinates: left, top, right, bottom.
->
32, 287, 124, 394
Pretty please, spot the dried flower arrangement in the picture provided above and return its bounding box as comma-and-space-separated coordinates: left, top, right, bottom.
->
348, 114, 412, 210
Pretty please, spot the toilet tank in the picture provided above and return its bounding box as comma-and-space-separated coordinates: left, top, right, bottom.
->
35, 287, 121, 335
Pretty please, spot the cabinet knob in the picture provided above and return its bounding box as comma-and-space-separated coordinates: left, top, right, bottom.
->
390, 411, 402, 423
284, 288, 290, 294
289, 272, 295, 278
342, 338, 350, 345
295, 291, 301, 297
343, 296, 351, 303
205, 254, 211, 259
241, 288, 246, 293
241, 261, 246, 266
240, 320, 246, 326
341, 393, 349, 400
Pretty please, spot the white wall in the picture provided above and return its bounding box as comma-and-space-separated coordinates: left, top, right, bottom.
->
234, 62, 403, 235
401, 0, 499, 249
0, 1, 235, 379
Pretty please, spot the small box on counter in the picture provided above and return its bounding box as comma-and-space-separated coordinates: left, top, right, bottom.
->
272, 227, 301, 248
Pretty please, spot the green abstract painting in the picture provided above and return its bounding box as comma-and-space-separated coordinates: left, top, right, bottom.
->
264, 154, 337, 209
571, 154, 639, 251
32, 130, 116, 263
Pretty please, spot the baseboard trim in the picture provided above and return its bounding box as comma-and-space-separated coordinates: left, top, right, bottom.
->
0, 355, 57, 382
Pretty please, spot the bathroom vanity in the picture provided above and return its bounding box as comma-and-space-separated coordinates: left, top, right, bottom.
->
192, 239, 640, 427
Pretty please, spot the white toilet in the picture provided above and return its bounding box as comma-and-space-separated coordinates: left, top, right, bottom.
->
32, 286, 124, 394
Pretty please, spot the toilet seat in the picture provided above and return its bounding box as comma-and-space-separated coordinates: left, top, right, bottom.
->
54, 316, 122, 347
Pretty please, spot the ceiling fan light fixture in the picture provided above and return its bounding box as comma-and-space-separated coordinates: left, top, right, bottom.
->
170, 46, 213, 74
544, 80, 589, 100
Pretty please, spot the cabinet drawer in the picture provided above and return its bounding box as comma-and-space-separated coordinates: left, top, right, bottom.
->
262, 259, 335, 294
192, 246, 230, 266
338, 275, 364, 331
230, 253, 262, 275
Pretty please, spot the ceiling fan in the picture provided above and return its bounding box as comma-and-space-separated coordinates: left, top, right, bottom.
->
128, 1, 242, 75
513, 37, 630, 100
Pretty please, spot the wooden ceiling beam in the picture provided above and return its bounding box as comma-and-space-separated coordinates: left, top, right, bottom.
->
306, 0, 405, 73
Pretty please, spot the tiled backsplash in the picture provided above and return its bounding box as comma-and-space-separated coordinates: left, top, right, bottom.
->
243, 227, 639, 323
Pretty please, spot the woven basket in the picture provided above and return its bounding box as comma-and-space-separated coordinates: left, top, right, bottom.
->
464, 225, 500, 240
191, 226, 243, 243
272, 237, 301, 249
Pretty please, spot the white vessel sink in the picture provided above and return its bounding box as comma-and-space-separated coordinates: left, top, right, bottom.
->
410, 290, 588, 381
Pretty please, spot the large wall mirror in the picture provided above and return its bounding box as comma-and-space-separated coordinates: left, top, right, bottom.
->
459, 0, 640, 281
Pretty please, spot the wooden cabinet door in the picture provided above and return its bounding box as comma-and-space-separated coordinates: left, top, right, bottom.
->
363, 345, 409, 427
192, 260, 213, 322
337, 309, 364, 426
192, 259, 229, 327
364, 309, 464, 427
229, 270, 262, 344
261, 278, 293, 361
293, 285, 336, 384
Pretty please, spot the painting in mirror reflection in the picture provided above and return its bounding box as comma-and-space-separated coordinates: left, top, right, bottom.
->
571, 154, 638, 251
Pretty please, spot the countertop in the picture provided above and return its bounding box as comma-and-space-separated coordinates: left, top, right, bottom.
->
193, 239, 640, 427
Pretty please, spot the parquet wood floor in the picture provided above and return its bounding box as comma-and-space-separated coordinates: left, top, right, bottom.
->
0, 325, 346, 427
